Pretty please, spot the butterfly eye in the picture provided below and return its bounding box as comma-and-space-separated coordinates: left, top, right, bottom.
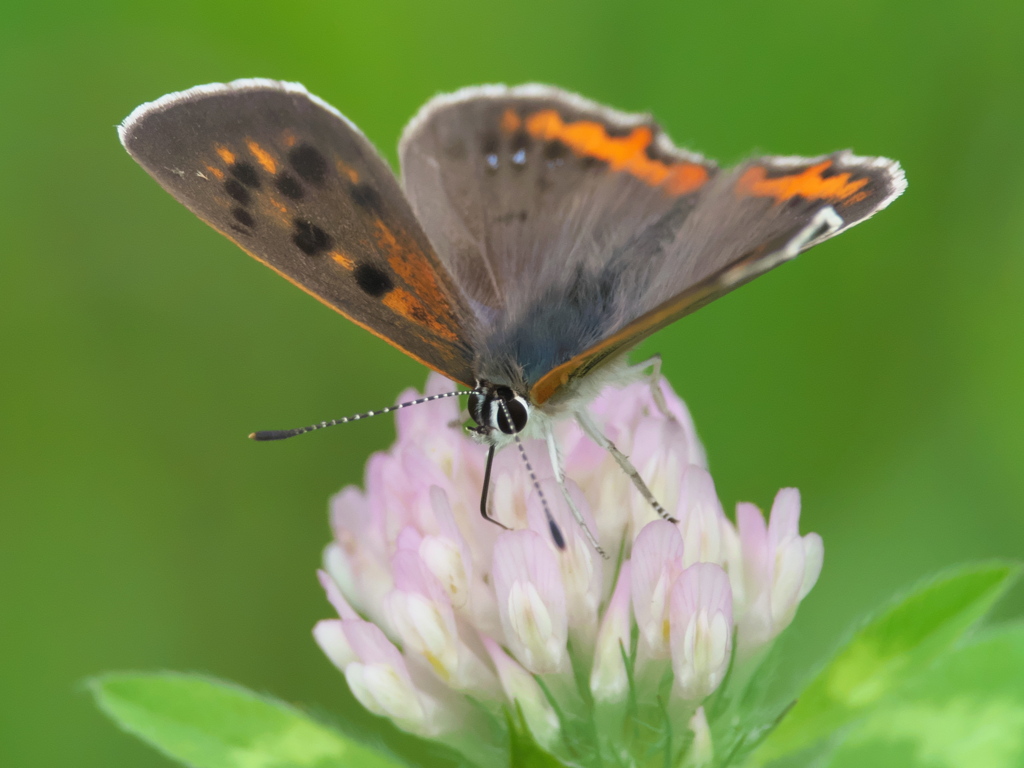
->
496, 395, 529, 435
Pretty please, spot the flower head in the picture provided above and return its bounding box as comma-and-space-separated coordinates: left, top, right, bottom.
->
316, 374, 822, 766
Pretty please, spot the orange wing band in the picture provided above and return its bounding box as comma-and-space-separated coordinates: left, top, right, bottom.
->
507, 108, 708, 196
736, 160, 869, 204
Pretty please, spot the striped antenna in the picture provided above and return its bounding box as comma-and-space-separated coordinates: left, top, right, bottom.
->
249, 390, 473, 441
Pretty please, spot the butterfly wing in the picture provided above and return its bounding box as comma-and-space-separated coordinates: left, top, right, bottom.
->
119, 79, 478, 385
399, 84, 717, 316
399, 85, 904, 401
530, 151, 906, 403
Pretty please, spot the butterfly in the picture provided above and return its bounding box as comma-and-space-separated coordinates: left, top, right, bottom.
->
119, 79, 906, 552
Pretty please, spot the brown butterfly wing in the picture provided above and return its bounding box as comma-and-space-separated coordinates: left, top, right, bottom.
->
400, 85, 904, 403
399, 84, 717, 316
531, 151, 907, 404
119, 79, 478, 385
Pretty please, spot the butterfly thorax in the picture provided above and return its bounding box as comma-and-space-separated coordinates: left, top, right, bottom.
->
474, 264, 632, 385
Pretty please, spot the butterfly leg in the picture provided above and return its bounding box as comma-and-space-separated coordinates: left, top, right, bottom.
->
575, 409, 679, 524
634, 354, 675, 421
545, 426, 607, 558
623, 354, 674, 421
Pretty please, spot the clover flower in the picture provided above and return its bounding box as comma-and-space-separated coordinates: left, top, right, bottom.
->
314, 373, 823, 766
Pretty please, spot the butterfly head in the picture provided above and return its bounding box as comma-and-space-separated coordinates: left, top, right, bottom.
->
468, 382, 532, 443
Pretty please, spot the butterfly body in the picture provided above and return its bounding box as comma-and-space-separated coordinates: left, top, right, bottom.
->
119, 79, 905, 543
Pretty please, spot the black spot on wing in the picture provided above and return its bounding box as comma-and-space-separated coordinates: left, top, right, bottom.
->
353, 264, 394, 297
351, 182, 382, 211
224, 179, 251, 205
289, 144, 329, 185
511, 130, 532, 153
230, 162, 261, 188
292, 218, 332, 255
482, 132, 500, 157
544, 140, 568, 162
232, 207, 255, 228
275, 172, 304, 200
604, 122, 637, 139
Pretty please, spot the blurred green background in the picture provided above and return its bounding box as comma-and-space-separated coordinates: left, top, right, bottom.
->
2, 0, 1022, 765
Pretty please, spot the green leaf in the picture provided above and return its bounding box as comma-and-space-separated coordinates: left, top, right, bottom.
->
508, 729, 565, 768
750, 561, 1019, 764
826, 624, 1024, 768
506, 709, 566, 768
90, 672, 407, 768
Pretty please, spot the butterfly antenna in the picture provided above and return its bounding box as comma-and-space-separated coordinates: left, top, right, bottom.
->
249, 390, 472, 441
496, 400, 566, 551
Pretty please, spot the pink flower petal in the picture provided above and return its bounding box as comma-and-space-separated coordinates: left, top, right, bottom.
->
344, 619, 406, 668
317, 569, 358, 620
525, 479, 603, 636
767, 487, 802, 546
418, 487, 475, 610
631, 520, 685, 659
313, 619, 355, 670
670, 563, 733, 701
769, 537, 805, 630
627, 418, 691, 528
677, 465, 728, 568
492, 530, 568, 674
801, 533, 824, 600
734, 489, 823, 655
